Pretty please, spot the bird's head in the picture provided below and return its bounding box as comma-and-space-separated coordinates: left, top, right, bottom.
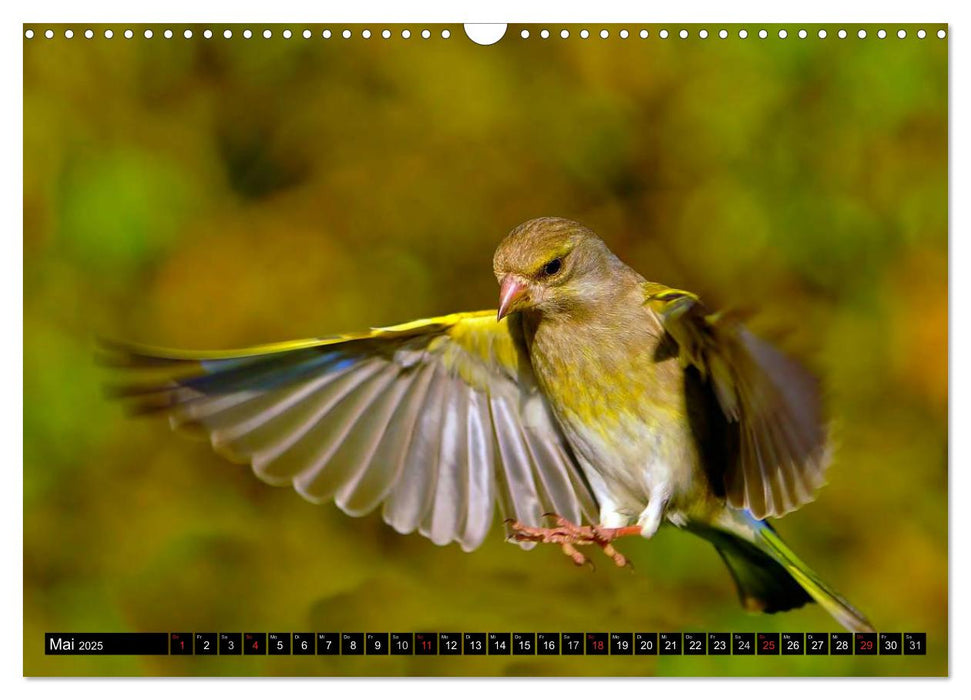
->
493, 217, 622, 321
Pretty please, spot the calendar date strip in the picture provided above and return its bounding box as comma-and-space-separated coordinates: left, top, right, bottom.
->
45, 631, 926, 656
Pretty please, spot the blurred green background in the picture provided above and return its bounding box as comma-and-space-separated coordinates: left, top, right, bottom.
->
23, 23, 947, 676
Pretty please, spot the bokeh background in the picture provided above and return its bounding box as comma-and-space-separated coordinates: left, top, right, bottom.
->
23, 23, 948, 676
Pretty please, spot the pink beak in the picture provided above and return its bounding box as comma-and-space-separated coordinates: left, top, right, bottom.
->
497, 276, 526, 321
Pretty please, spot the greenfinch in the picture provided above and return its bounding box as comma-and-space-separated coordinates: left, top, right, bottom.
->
105, 217, 873, 632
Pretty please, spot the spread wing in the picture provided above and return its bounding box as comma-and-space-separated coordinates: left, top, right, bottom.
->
101, 311, 598, 551
645, 285, 830, 519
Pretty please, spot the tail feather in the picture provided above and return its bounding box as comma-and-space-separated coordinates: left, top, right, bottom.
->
710, 533, 812, 614
690, 512, 874, 632
756, 522, 874, 632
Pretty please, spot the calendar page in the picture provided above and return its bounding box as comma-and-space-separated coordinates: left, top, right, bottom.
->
22, 21, 948, 677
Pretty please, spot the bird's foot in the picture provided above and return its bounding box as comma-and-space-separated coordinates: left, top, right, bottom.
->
505, 514, 641, 569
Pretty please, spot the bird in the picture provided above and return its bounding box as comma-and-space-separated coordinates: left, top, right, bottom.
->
102, 216, 873, 632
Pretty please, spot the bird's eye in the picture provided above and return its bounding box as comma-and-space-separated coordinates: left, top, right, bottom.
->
542, 258, 562, 276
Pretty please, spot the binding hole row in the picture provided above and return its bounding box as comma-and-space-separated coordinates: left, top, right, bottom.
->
23, 27, 946, 41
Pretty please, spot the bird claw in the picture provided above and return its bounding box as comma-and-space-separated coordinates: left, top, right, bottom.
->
506, 514, 635, 570
561, 542, 595, 570
600, 542, 629, 569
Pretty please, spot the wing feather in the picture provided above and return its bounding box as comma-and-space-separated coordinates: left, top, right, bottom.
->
104, 311, 598, 549
522, 428, 582, 524
340, 364, 438, 516
250, 361, 387, 479
461, 387, 497, 550
421, 380, 470, 545
381, 365, 450, 535
290, 365, 403, 503
646, 286, 829, 519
